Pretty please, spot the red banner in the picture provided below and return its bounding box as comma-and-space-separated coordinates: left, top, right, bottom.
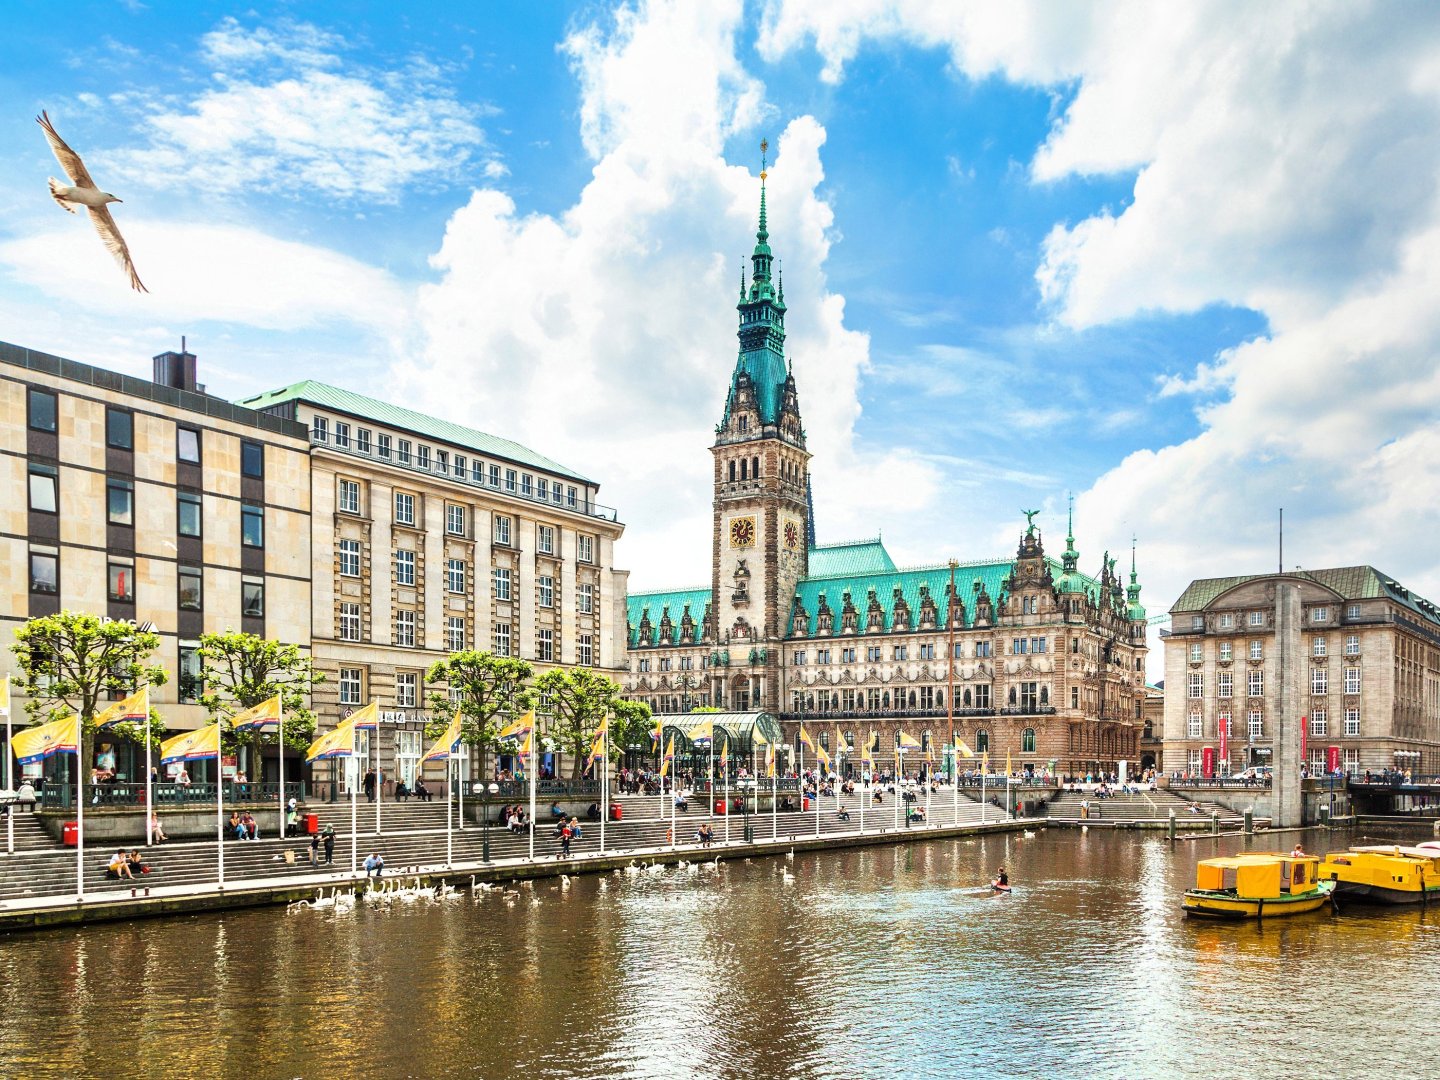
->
1202, 746, 1216, 779
1326, 745, 1341, 774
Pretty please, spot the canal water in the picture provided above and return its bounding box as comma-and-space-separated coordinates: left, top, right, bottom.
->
2, 827, 1437, 1079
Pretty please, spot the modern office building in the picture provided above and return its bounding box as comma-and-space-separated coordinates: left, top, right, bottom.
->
237, 381, 629, 795
0, 340, 313, 779
1162, 567, 1440, 777
622, 171, 1150, 778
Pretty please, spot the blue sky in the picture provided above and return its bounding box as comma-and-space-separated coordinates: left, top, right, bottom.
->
4, 1, 1439, 670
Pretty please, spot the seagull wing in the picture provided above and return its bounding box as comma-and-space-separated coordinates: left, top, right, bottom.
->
86, 205, 148, 293
36, 111, 97, 189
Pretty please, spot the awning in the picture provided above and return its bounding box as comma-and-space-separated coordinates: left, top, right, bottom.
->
654, 712, 785, 755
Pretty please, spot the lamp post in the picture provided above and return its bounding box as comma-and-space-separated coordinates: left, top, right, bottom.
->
482, 780, 499, 862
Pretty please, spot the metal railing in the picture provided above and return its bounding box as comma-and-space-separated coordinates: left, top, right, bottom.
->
39, 780, 308, 810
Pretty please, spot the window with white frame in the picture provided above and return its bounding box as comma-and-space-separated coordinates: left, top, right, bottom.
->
578, 582, 594, 614
1344, 667, 1360, 695
869, 646, 883, 663
471, 460, 484, 483
417, 445, 430, 470
339, 603, 361, 642
793, 650, 806, 666
446, 616, 465, 652
1344, 707, 1360, 736
334, 421, 350, 448
1312, 668, 1327, 695
1312, 636, 1327, 657
1247, 670, 1264, 697
1249, 611, 1264, 626
397, 439, 411, 464
488, 463, 500, 487
436, 450, 448, 474
395, 610, 416, 647
538, 575, 554, 608
1190, 615, 1204, 630
537, 479, 548, 501
894, 645, 908, 661
537, 629, 554, 662
1346, 604, 1360, 619
1218, 671, 1233, 698
1030, 637, 1047, 654
357, 428, 371, 453
1187, 712, 1202, 737
504, 469, 517, 492
568, 486, 578, 508
1218, 613, 1235, 629
1249, 640, 1263, 660
578, 634, 593, 666
338, 539, 361, 577
395, 549, 415, 586
338, 479, 360, 514
376, 433, 391, 459
1344, 634, 1360, 656
1310, 709, 1327, 736
494, 567, 512, 601
446, 559, 466, 594
339, 667, 362, 705
1219, 641, 1232, 661
1188, 673, 1204, 698
1247, 710, 1264, 738
493, 515, 512, 546
521, 474, 533, 497
397, 730, 421, 785
394, 491, 415, 526
1311, 606, 1328, 622
537, 524, 555, 555
552, 483, 563, 505
1188, 749, 1203, 773
312, 416, 329, 442
1189, 643, 1203, 662
395, 672, 418, 708
577, 534, 595, 563
493, 623, 512, 656
446, 504, 466, 536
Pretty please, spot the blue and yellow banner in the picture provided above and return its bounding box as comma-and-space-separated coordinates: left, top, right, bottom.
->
954, 736, 975, 759
897, 731, 921, 752
306, 716, 357, 763
12, 714, 79, 764
347, 701, 379, 731
497, 709, 535, 741
160, 723, 220, 765
420, 709, 463, 765
230, 694, 282, 731
94, 687, 150, 729
659, 735, 675, 778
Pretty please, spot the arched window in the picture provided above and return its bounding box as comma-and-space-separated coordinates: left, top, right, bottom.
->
1022, 728, 1036, 753
728, 461, 736, 483
752, 456, 760, 478
740, 458, 747, 480
976, 729, 990, 753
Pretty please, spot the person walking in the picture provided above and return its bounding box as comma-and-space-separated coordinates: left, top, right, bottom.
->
363, 769, 376, 804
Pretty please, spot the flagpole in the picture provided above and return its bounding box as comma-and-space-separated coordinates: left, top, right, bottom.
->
457, 743, 464, 832
859, 749, 865, 836
894, 751, 900, 831
723, 735, 729, 846
350, 725, 358, 875
981, 753, 987, 825
952, 740, 959, 823
277, 697, 285, 844
144, 712, 153, 847
446, 754, 453, 868
3, 679, 12, 856
217, 740, 226, 888
600, 722, 609, 857
374, 721, 381, 836
76, 735, 85, 901
527, 728, 537, 863
771, 747, 777, 841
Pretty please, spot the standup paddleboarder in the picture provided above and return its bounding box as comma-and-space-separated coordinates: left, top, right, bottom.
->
992, 865, 1010, 891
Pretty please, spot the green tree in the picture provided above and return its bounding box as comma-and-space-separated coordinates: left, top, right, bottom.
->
534, 667, 630, 778
10, 611, 167, 773
610, 697, 654, 767
196, 632, 323, 772
425, 651, 533, 776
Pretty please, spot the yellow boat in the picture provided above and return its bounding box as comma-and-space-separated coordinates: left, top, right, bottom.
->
1318, 846, 1440, 906
1182, 853, 1334, 919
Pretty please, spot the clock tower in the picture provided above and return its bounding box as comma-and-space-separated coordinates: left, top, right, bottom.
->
711, 142, 810, 712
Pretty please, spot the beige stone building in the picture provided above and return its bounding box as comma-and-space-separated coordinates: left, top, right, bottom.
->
1163, 567, 1440, 777
0, 340, 312, 780
237, 381, 629, 795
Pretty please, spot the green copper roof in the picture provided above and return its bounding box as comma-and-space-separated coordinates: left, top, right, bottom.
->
1171, 565, 1440, 630
807, 537, 898, 578
237, 380, 593, 484
626, 587, 710, 647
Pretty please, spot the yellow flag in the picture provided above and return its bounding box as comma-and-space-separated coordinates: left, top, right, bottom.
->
306, 716, 357, 762
659, 735, 676, 778
798, 725, 815, 751
12, 714, 79, 764
1006, 750, 1012, 776
766, 744, 776, 778
160, 723, 220, 764
954, 736, 975, 759
94, 687, 150, 728
815, 742, 831, 769
498, 709, 535, 741
692, 718, 714, 745
420, 709, 463, 765
650, 715, 664, 744
0, 675, 10, 717
897, 731, 920, 751
229, 694, 282, 731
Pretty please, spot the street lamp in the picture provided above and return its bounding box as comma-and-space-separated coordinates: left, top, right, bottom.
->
482, 781, 499, 862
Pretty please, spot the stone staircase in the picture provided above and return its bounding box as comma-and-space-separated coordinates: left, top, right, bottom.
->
1043, 789, 1246, 825
0, 790, 1013, 904
2, 812, 58, 854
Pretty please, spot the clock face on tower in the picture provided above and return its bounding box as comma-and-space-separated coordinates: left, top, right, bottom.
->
729, 516, 757, 549
783, 519, 800, 551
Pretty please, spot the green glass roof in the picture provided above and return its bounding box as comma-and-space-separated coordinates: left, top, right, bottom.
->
236, 380, 593, 484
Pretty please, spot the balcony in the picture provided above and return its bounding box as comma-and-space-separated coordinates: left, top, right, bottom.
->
312, 432, 622, 523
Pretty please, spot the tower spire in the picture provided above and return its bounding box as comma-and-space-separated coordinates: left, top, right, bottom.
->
1062, 491, 1079, 574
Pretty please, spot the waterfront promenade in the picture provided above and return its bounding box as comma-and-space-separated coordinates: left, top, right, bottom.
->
0, 786, 1027, 931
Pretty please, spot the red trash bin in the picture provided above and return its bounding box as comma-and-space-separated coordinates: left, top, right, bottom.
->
714, 799, 727, 815
62, 820, 79, 846
802, 796, 811, 811
610, 803, 623, 821
305, 813, 320, 834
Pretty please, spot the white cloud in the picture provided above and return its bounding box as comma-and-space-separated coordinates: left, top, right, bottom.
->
762, 0, 1440, 657
114, 17, 496, 201
404, 0, 911, 587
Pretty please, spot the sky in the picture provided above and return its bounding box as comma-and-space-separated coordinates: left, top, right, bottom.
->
4, 0, 1440, 680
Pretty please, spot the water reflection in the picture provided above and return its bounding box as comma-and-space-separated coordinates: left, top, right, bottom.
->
1, 828, 1437, 1079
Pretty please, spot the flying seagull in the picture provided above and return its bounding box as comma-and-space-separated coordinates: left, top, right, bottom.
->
36, 110, 147, 292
